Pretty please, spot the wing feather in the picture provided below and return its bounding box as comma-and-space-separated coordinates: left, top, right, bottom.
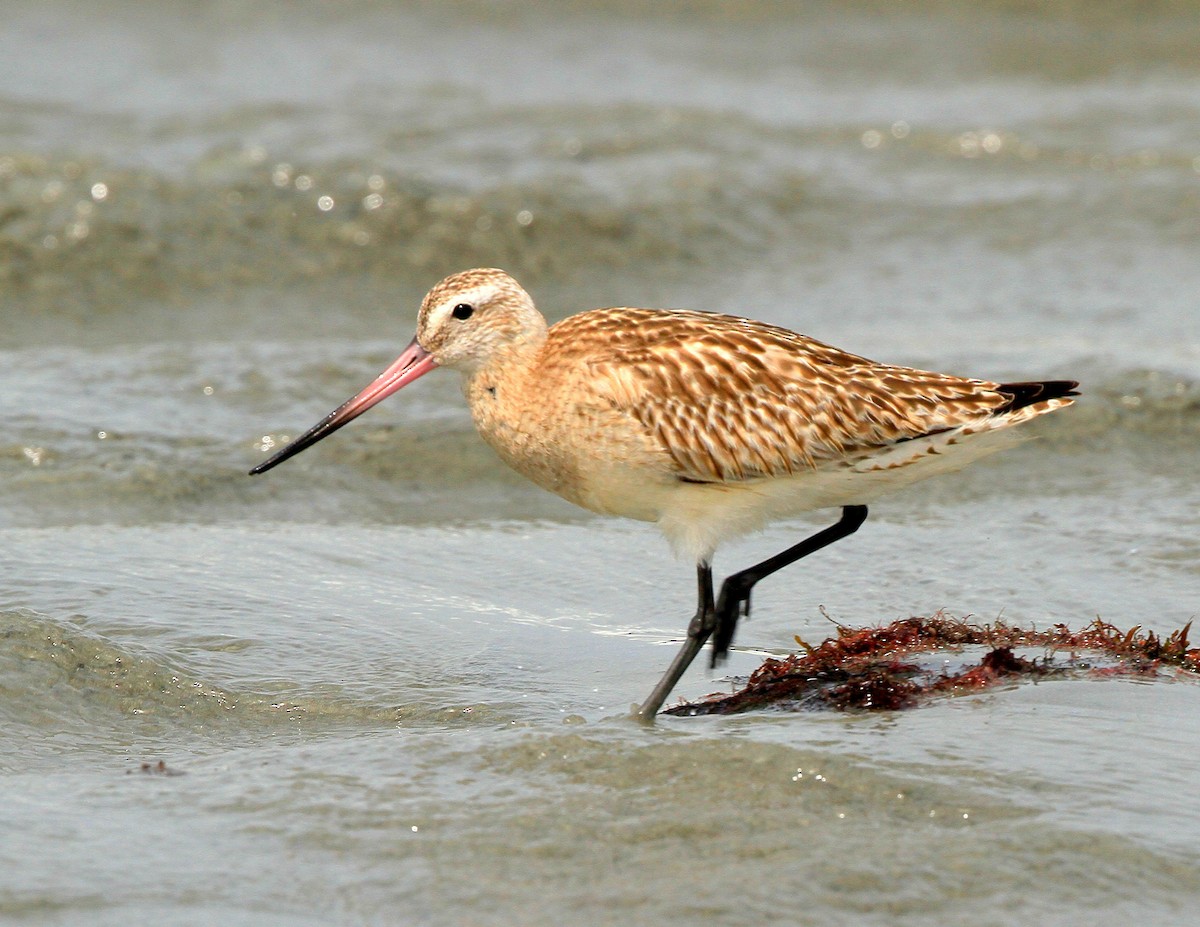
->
548, 308, 1011, 484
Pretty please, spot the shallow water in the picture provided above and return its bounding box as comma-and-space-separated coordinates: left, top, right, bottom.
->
3, 1, 1200, 924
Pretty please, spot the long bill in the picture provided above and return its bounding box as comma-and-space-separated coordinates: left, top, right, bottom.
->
249, 337, 437, 475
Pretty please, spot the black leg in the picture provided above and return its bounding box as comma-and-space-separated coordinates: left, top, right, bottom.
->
635, 505, 870, 719
710, 504, 868, 666
635, 561, 715, 720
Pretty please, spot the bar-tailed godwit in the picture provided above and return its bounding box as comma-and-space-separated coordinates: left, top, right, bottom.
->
251, 268, 1077, 718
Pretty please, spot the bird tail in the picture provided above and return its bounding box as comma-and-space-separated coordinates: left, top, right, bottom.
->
994, 380, 1080, 415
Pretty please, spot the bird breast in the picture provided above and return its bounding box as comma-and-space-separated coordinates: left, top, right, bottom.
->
462, 355, 678, 523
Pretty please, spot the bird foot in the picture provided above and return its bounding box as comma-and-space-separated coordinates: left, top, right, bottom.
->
710, 581, 752, 666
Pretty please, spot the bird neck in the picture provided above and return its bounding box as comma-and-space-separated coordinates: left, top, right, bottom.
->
464, 325, 545, 394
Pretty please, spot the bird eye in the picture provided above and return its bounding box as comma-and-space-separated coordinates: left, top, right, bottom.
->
452, 303, 474, 320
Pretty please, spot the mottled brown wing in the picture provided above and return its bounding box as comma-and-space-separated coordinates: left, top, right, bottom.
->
556, 308, 1008, 483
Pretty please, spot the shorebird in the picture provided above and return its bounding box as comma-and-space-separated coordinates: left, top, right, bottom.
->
250, 268, 1077, 718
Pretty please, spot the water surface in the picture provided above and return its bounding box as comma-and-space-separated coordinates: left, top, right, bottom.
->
2, 2, 1199, 924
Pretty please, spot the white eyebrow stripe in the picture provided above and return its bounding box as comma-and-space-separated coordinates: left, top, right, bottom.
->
427, 284, 501, 328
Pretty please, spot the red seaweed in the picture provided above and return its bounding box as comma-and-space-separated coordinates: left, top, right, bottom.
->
666, 615, 1198, 716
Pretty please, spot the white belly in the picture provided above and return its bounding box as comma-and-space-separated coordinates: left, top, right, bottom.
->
654, 426, 1027, 561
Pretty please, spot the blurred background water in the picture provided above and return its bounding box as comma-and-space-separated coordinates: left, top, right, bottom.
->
2, 1, 1199, 924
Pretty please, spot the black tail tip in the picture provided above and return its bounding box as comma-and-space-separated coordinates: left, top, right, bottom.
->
996, 379, 1080, 413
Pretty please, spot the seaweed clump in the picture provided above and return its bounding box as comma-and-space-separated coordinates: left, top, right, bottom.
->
666, 615, 1199, 716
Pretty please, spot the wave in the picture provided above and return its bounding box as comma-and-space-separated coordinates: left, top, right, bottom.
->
0, 607, 506, 741
1058, 367, 1200, 440
0, 607, 255, 732
0, 130, 807, 318
7, 95, 1199, 321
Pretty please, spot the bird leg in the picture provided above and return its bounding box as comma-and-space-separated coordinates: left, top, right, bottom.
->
635, 562, 714, 721
635, 505, 869, 719
710, 505, 868, 665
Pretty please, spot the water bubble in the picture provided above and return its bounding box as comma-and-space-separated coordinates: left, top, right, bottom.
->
41, 180, 65, 203
981, 132, 1002, 154
90, 182, 109, 201
861, 129, 883, 149
890, 120, 910, 139
475, 214, 493, 232
363, 193, 383, 210
367, 174, 386, 191
317, 195, 334, 211
272, 164, 293, 187
516, 209, 533, 226
295, 174, 313, 192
